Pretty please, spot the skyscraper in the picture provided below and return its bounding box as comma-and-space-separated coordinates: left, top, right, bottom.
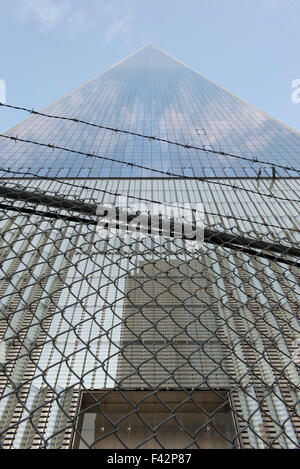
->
0, 45, 299, 449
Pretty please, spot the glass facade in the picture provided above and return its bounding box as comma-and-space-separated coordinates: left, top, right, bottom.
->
0, 44, 299, 178
0, 46, 299, 449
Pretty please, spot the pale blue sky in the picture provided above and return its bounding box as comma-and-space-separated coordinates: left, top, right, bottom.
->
0, 0, 300, 133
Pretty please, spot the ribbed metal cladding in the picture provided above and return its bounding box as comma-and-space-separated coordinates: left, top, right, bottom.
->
116, 259, 230, 390
0, 178, 299, 449
0, 36, 300, 451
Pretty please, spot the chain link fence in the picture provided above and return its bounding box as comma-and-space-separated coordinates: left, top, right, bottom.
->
0, 179, 299, 449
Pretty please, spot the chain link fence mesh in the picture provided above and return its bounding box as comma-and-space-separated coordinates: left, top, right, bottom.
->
0, 178, 299, 449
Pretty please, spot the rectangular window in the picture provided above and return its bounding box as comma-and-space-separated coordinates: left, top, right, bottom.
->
73, 391, 236, 449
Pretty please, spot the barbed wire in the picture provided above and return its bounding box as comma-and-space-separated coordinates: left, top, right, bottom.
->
0, 186, 300, 257
0, 184, 299, 269
0, 101, 300, 448
0, 166, 299, 233
0, 133, 299, 206
1, 102, 299, 175
0, 186, 300, 449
